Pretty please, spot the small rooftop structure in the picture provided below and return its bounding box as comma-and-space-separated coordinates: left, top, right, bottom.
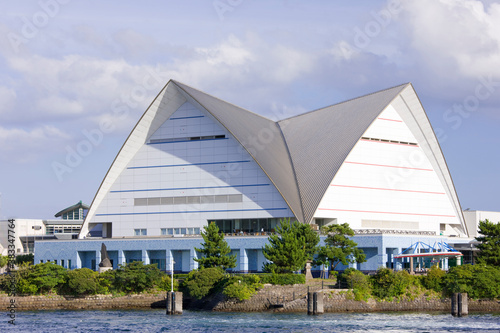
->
54, 201, 89, 220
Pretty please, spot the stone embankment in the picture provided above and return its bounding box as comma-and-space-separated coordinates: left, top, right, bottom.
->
2, 284, 499, 312
0, 294, 166, 311
213, 283, 500, 313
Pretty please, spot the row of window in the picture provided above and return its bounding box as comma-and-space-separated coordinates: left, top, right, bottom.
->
361, 137, 418, 146
133, 227, 201, 236
134, 194, 243, 206
46, 226, 81, 234
149, 134, 226, 144
40, 259, 72, 268
61, 208, 87, 220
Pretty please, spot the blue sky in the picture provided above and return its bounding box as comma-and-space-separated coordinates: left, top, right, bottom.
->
0, 0, 499, 219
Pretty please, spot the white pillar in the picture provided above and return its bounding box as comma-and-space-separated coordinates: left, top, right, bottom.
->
118, 250, 125, 266
240, 248, 248, 273
190, 249, 198, 271
142, 250, 149, 265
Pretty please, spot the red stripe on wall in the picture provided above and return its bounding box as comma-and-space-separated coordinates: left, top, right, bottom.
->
360, 139, 419, 147
317, 208, 455, 218
331, 184, 445, 195
377, 117, 403, 122
345, 161, 433, 171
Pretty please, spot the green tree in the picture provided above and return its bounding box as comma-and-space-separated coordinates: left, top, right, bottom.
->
316, 223, 366, 271
262, 218, 319, 273
476, 219, 500, 266
194, 222, 236, 270
223, 275, 262, 301
183, 267, 225, 299
65, 268, 100, 295
16, 262, 67, 294
0, 255, 8, 269
114, 261, 163, 293
370, 267, 420, 300
342, 269, 371, 301
442, 264, 500, 299
297, 222, 320, 261
421, 265, 445, 292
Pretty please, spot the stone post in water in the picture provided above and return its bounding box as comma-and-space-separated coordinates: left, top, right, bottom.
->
307, 291, 314, 315
451, 293, 468, 317
166, 291, 183, 315
307, 291, 324, 315
458, 293, 468, 317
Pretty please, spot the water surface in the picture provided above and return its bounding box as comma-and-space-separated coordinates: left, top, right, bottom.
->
2, 309, 499, 332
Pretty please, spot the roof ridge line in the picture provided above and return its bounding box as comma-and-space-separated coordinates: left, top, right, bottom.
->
172, 80, 275, 123
173, 81, 300, 219
276, 121, 306, 223
279, 82, 410, 122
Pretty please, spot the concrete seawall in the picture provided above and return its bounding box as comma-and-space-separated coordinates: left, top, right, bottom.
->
0, 294, 166, 311
2, 287, 499, 313
213, 284, 500, 313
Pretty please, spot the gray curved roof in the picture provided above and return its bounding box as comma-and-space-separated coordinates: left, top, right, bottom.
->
172, 81, 304, 221
279, 83, 409, 223
172, 81, 409, 224
81, 80, 466, 237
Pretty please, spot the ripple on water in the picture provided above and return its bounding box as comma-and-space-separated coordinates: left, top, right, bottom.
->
1, 310, 499, 333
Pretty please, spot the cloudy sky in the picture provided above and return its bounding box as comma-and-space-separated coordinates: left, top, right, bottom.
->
0, 0, 499, 219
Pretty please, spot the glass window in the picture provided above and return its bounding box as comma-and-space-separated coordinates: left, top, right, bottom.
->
134, 198, 148, 206
161, 197, 174, 205
200, 196, 215, 204
68, 260, 72, 269
161, 228, 167, 235
173, 197, 186, 205
181, 228, 186, 235
61, 260, 65, 268
148, 197, 161, 206
194, 228, 200, 234
134, 229, 147, 236
214, 195, 227, 203
174, 228, 180, 235
167, 228, 173, 235
187, 196, 200, 204
228, 194, 242, 203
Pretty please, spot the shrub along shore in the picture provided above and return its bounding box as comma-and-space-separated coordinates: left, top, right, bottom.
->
1, 261, 500, 312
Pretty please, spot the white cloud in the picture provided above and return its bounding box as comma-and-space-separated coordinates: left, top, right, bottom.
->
196, 34, 254, 66
400, 0, 500, 78
37, 95, 84, 116
267, 45, 315, 83
0, 34, 332, 164
0, 125, 70, 163
0, 86, 17, 115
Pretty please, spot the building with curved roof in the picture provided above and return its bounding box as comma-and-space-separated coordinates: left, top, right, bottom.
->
35, 81, 471, 273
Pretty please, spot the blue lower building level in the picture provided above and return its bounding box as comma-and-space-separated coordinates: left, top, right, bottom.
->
34, 232, 473, 274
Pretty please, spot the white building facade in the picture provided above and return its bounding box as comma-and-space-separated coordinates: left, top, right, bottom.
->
35, 81, 473, 273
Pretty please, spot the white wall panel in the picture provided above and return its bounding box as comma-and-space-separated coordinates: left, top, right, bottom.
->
314, 106, 461, 235
90, 102, 293, 237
